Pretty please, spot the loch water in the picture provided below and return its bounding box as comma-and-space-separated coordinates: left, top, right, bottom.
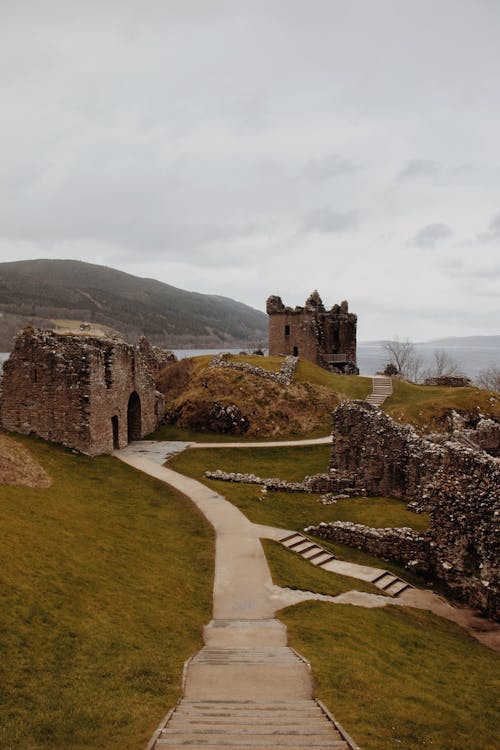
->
1, 342, 499, 380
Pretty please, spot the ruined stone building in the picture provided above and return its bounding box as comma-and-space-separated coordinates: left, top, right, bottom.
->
0, 328, 169, 456
312, 401, 499, 619
266, 291, 358, 373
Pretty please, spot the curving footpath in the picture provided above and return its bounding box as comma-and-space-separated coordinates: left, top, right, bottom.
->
115, 441, 500, 748
116, 448, 360, 749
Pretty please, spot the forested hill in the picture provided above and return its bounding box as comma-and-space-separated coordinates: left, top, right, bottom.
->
0, 259, 267, 350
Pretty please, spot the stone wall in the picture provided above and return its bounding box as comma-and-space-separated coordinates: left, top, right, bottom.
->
0, 327, 164, 455
323, 401, 499, 618
209, 353, 298, 385
137, 336, 177, 379
267, 291, 358, 373
305, 521, 429, 574
423, 375, 472, 387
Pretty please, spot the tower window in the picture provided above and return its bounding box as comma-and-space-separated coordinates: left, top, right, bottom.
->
285, 325, 290, 336
293, 346, 299, 356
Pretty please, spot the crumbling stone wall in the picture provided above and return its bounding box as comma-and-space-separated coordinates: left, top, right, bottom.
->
209, 353, 298, 385
423, 375, 472, 387
137, 336, 177, 379
306, 521, 429, 574
267, 291, 358, 373
0, 327, 164, 455
322, 401, 499, 618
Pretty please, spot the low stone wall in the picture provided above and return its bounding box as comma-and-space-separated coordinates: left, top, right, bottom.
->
305, 521, 429, 574
423, 375, 472, 387
209, 353, 298, 385
204, 469, 367, 499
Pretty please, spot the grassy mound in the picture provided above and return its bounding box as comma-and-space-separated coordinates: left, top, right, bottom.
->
281, 601, 499, 750
155, 355, 349, 439
0, 434, 214, 750
384, 378, 500, 432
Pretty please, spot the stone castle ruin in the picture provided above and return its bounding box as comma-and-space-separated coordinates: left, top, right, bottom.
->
308, 401, 499, 619
0, 328, 173, 456
266, 291, 358, 373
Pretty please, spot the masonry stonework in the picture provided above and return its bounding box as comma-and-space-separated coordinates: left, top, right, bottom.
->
319, 401, 499, 618
266, 291, 358, 373
0, 328, 165, 456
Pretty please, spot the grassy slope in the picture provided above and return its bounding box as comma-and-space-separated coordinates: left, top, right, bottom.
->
262, 540, 386, 597
0, 434, 214, 750
384, 378, 500, 431
281, 602, 499, 750
263, 540, 498, 749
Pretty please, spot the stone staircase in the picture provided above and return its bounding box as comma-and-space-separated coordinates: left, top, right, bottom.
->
149, 697, 359, 748
280, 532, 411, 598
365, 376, 393, 406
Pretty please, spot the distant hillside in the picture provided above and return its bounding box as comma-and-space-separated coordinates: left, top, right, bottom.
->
361, 335, 500, 348
423, 335, 500, 348
0, 259, 267, 350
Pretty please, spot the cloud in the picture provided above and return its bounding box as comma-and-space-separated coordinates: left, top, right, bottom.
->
302, 154, 357, 180
478, 211, 500, 242
397, 159, 440, 182
413, 222, 452, 247
302, 207, 358, 235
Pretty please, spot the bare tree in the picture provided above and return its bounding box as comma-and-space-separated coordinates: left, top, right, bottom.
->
424, 349, 463, 379
476, 366, 500, 392
382, 338, 424, 382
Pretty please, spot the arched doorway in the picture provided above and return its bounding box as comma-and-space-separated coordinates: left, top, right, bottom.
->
127, 391, 142, 442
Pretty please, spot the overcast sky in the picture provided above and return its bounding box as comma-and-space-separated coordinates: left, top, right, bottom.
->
1, 0, 499, 340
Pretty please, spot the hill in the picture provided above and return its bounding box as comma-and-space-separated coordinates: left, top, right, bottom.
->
0, 259, 267, 350
151, 354, 500, 441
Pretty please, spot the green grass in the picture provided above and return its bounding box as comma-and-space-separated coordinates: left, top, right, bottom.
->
294, 358, 372, 398
262, 540, 386, 597
168, 446, 428, 532
0, 434, 214, 750
384, 378, 500, 430
280, 601, 499, 750
168, 446, 430, 587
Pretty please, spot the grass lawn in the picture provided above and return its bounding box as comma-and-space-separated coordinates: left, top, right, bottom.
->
280, 601, 499, 750
262, 540, 386, 597
384, 378, 500, 430
294, 359, 372, 399
168, 446, 430, 586
168, 446, 428, 532
0, 434, 214, 750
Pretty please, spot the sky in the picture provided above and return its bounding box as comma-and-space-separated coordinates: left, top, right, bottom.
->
1, 0, 499, 341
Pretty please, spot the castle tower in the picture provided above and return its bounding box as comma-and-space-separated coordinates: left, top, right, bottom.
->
266, 291, 358, 373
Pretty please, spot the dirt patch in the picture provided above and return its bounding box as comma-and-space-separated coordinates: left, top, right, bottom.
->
0, 434, 51, 487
